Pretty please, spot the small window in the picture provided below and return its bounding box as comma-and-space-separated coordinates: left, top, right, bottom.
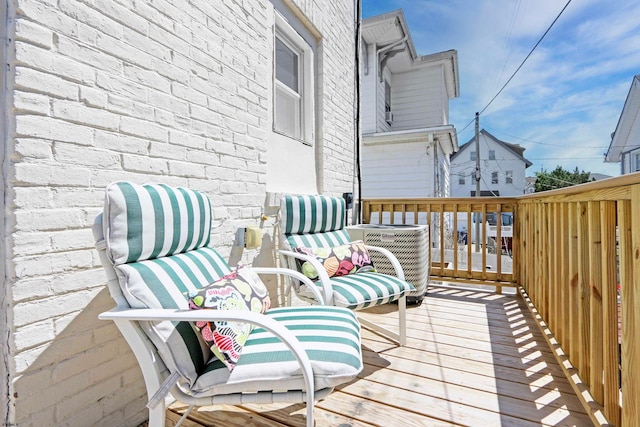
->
458, 173, 465, 185
384, 80, 391, 114
635, 153, 640, 172
506, 170, 513, 184
470, 151, 476, 161
491, 171, 498, 184
489, 150, 496, 160
274, 13, 314, 143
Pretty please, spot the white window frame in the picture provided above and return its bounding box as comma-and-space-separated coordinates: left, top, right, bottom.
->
506, 170, 513, 184
491, 171, 499, 184
458, 173, 465, 185
274, 13, 314, 145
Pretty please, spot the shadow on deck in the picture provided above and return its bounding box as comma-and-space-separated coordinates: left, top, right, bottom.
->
165, 284, 591, 426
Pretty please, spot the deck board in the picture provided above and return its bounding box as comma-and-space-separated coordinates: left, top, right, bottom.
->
167, 284, 592, 426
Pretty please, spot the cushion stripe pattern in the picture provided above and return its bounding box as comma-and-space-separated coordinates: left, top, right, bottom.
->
284, 229, 352, 251
115, 247, 232, 385
279, 194, 414, 309
104, 182, 225, 386
105, 182, 212, 265
281, 195, 346, 235
191, 306, 363, 396
327, 273, 412, 309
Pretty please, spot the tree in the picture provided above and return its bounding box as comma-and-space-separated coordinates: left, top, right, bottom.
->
534, 166, 592, 192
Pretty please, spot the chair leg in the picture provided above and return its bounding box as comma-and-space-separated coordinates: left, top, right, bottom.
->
148, 400, 166, 427
398, 294, 407, 346
305, 392, 315, 427
357, 294, 408, 346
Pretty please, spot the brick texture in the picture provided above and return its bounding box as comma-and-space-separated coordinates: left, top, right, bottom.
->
3, 0, 355, 425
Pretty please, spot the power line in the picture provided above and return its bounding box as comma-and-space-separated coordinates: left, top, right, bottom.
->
477, 0, 573, 117
485, 127, 608, 149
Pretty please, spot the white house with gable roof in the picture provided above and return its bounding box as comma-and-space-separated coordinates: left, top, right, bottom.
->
359, 9, 459, 200
605, 74, 640, 174
451, 129, 532, 197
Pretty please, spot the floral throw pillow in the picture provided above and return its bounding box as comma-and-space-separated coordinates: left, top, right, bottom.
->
187, 264, 270, 371
294, 240, 376, 281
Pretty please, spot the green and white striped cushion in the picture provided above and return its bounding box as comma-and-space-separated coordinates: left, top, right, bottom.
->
104, 181, 212, 265
279, 194, 414, 309
191, 306, 362, 396
115, 247, 232, 386
280, 195, 346, 235
325, 273, 411, 309
104, 182, 225, 385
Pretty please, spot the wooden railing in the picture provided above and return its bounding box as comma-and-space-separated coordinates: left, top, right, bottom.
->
362, 173, 640, 427
362, 197, 518, 293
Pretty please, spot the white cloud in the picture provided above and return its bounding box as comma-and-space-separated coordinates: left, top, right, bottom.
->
362, 0, 640, 176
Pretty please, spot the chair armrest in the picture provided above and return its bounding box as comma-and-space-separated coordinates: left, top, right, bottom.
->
364, 245, 406, 280
250, 267, 325, 304
278, 250, 335, 305
99, 307, 315, 395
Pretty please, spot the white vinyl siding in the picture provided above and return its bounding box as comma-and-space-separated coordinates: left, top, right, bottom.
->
390, 65, 446, 130
362, 141, 435, 198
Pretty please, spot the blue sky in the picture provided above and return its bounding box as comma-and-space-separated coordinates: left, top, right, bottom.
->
362, 0, 640, 177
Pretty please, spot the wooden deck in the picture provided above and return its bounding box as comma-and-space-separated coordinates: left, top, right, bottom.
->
166, 284, 592, 426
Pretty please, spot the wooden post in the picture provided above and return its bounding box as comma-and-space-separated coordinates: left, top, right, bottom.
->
620, 189, 640, 426
588, 201, 603, 403
600, 200, 620, 425
577, 201, 591, 385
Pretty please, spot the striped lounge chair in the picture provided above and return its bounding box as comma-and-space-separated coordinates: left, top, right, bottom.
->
279, 194, 415, 346
94, 182, 363, 427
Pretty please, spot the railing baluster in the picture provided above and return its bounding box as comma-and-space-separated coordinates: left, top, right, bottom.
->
578, 201, 591, 385
568, 202, 579, 369
588, 201, 604, 403
621, 189, 640, 426
601, 200, 620, 425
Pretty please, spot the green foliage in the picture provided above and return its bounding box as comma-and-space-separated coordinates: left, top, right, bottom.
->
534, 166, 592, 192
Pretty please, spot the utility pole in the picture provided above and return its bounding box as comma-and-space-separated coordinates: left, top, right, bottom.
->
474, 112, 481, 253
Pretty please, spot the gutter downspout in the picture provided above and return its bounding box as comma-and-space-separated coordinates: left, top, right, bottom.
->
1, 0, 11, 425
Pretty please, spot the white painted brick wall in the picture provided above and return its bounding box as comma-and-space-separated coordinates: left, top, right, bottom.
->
3, 0, 355, 426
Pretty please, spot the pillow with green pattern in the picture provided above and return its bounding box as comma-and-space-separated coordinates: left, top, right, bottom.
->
187, 264, 270, 371
294, 240, 376, 281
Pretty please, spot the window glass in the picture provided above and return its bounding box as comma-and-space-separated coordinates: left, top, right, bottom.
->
489, 150, 495, 160
458, 173, 465, 185
506, 170, 513, 184
273, 13, 313, 144
470, 151, 476, 161
635, 153, 640, 172
276, 38, 298, 93
491, 171, 498, 184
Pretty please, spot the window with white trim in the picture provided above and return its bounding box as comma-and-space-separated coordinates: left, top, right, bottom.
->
491, 171, 499, 184
274, 13, 314, 144
458, 173, 465, 185
505, 170, 513, 184
635, 153, 640, 172
489, 150, 496, 160
470, 151, 476, 161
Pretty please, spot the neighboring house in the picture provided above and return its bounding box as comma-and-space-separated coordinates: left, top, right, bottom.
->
451, 129, 532, 197
359, 9, 459, 199
605, 74, 640, 174
0, 1, 356, 426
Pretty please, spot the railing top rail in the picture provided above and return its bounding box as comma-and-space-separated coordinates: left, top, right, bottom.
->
516, 171, 640, 200
362, 197, 518, 204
